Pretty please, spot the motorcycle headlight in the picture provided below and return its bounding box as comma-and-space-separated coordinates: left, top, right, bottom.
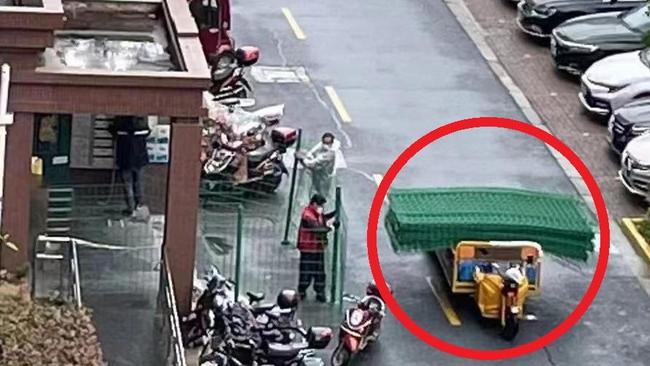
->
350, 309, 365, 327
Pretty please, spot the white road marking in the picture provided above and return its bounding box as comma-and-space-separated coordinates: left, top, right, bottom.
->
324, 86, 352, 123
593, 233, 619, 255
250, 66, 310, 84
372, 174, 383, 186
371, 174, 389, 204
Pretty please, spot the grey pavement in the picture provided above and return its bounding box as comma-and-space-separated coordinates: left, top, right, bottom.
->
33, 200, 166, 366
227, 0, 650, 365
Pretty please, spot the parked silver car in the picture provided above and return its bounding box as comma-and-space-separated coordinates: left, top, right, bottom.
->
580, 49, 650, 118
619, 132, 650, 197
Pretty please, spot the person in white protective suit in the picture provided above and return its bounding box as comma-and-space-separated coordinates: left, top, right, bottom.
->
296, 132, 337, 199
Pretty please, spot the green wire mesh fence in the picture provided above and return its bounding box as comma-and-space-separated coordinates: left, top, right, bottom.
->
197, 154, 347, 327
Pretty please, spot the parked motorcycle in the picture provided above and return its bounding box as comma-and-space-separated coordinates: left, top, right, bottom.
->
210, 46, 259, 101
197, 288, 331, 366
201, 324, 331, 366
183, 267, 237, 348
202, 104, 298, 193
331, 283, 390, 366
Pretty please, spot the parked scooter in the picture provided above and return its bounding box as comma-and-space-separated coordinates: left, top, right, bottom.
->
202, 103, 298, 192
331, 283, 390, 366
195, 284, 331, 366
210, 46, 259, 101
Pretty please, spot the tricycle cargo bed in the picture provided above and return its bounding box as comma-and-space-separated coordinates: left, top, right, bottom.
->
385, 187, 596, 261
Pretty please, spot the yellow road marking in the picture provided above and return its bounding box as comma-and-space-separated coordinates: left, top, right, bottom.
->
426, 276, 462, 327
324, 86, 352, 123
281, 8, 307, 40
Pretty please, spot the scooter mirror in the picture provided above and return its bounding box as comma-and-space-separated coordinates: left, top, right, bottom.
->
342, 294, 358, 303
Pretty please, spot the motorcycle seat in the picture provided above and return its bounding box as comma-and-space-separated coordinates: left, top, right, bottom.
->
247, 291, 265, 303
266, 342, 309, 358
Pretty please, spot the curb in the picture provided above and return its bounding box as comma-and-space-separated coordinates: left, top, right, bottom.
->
444, 0, 594, 214
620, 218, 650, 264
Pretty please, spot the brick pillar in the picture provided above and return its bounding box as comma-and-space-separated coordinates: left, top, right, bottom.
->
1, 112, 33, 272
164, 118, 201, 315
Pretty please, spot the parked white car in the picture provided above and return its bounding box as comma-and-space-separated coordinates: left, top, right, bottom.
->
619, 132, 650, 197
580, 49, 650, 117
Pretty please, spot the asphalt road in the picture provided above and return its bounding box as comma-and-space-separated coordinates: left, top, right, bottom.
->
230, 0, 650, 364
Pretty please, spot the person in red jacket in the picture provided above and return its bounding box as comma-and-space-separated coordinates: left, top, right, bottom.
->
297, 194, 338, 302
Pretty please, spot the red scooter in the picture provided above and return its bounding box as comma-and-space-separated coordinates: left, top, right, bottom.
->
331, 283, 390, 366
210, 46, 259, 101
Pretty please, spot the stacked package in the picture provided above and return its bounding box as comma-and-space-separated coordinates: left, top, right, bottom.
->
385, 187, 597, 261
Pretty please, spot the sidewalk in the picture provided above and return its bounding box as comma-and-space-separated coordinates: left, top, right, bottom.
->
33, 212, 165, 366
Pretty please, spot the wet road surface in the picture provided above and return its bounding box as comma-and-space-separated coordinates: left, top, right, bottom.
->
229, 0, 650, 364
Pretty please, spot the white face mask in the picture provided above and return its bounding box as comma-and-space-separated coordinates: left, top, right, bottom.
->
316, 206, 324, 214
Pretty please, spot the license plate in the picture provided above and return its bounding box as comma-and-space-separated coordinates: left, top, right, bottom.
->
550, 38, 557, 57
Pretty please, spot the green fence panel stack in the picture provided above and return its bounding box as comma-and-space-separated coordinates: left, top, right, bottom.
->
385, 187, 597, 261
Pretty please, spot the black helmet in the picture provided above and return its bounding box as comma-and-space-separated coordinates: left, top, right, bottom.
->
277, 289, 299, 309
366, 282, 391, 298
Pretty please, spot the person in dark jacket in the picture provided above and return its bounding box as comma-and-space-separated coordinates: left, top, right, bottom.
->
109, 116, 151, 216
297, 194, 338, 302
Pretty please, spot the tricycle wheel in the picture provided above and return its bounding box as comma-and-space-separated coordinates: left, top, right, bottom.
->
501, 313, 519, 341
331, 343, 351, 366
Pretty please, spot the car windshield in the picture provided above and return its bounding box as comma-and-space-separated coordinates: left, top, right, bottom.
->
622, 6, 650, 32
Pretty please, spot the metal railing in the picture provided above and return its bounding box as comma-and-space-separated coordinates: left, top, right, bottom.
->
158, 248, 187, 366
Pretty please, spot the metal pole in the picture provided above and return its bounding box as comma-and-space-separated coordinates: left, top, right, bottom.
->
71, 240, 82, 309
234, 205, 243, 300
281, 129, 302, 246
330, 186, 341, 303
